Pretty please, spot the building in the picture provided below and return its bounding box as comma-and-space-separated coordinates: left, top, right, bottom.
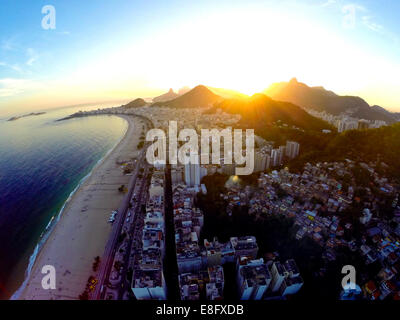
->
285, 141, 300, 159
340, 283, 362, 300
278, 259, 304, 296
206, 266, 225, 300
271, 148, 283, 167
204, 237, 222, 267
269, 261, 287, 292
236, 257, 271, 300
149, 170, 164, 198
132, 269, 167, 300
171, 166, 183, 184
184, 154, 201, 187
230, 236, 258, 259
254, 148, 271, 172
358, 119, 369, 129
178, 271, 208, 300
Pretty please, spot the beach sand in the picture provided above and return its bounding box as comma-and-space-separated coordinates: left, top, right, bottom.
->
18, 115, 142, 300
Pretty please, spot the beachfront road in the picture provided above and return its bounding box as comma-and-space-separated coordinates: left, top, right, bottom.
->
93, 116, 153, 300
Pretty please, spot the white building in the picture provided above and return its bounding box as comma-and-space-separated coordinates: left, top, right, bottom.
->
285, 141, 300, 159
270, 261, 287, 292
271, 148, 283, 167
278, 259, 304, 296
132, 269, 167, 300
184, 154, 201, 186
236, 257, 271, 300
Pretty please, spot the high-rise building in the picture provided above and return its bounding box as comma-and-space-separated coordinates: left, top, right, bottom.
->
271, 148, 283, 167
278, 146, 286, 164
278, 259, 304, 296
236, 257, 271, 300
132, 269, 167, 300
269, 261, 287, 292
171, 167, 183, 185
254, 151, 267, 172
358, 119, 370, 129
230, 236, 258, 259
285, 141, 300, 159
184, 154, 201, 186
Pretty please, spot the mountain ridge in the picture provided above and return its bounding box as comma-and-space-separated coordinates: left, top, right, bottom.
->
215, 92, 334, 132
152, 88, 180, 103
265, 78, 398, 124
151, 85, 223, 108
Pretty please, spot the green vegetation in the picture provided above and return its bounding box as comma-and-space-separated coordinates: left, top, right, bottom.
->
92, 256, 100, 272
288, 123, 400, 181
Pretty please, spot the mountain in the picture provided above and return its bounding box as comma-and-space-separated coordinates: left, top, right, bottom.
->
124, 98, 147, 108
265, 78, 398, 124
216, 93, 333, 132
152, 85, 222, 108
371, 105, 400, 121
207, 86, 249, 100
152, 88, 180, 103
178, 86, 191, 95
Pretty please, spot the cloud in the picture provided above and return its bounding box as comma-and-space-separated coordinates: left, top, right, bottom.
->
26, 48, 39, 66
1, 38, 16, 51
333, 2, 398, 43
0, 61, 24, 74
321, 0, 336, 8
362, 15, 384, 33
0, 78, 44, 97
0, 48, 40, 76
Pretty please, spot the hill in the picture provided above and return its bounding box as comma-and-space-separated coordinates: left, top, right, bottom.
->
152, 88, 180, 103
213, 93, 337, 157
152, 85, 222, 108
327, 123, 400, 172
123, 98, 147, 108
206, 86, 249, 100
265, 78, 398, 124
371, 105, 400, 121
287, 123, 400, 181
216, 93, 334, 132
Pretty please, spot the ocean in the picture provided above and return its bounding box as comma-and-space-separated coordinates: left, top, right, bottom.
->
0, 103, 129, 299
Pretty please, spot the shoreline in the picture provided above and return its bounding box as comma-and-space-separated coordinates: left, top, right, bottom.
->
15, 114, 141, 300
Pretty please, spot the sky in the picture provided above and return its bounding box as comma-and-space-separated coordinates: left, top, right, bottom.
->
0, 0, 400, 116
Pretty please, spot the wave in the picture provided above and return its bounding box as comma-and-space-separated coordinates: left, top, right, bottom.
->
10, 116, 130, 300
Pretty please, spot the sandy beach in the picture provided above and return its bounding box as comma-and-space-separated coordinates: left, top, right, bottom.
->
18, 115, 142, 300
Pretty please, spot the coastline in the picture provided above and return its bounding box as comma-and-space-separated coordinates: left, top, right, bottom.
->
15, 114, 141, 300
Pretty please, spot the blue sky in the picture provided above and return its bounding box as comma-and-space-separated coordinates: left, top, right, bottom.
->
1, 0, 400, 115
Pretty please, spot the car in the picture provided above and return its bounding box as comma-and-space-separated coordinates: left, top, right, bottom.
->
126, 218, 130, 223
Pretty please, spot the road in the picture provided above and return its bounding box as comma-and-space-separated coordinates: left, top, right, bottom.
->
92, 115, 153, 300
163, 165, 180, 300
116, 164, 149, 299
